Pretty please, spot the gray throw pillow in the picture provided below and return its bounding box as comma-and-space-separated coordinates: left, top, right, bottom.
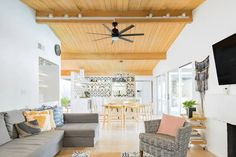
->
4, 110, 25, 139
0, 113, 11, 145
15, 120, 41, 138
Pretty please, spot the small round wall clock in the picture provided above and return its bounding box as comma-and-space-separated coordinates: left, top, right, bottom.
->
54, 44, 61, 56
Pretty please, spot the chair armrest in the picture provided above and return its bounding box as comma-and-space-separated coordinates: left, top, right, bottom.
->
144, 119, 161, 133
63, 113, 99, 123
175, 123, 192, 149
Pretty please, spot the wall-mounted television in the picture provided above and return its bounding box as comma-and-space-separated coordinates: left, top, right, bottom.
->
213, 33, 236, 85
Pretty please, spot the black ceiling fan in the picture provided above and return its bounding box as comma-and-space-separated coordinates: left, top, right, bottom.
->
87, 22, 144, 43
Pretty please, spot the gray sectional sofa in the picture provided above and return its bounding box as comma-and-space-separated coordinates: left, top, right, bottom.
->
0, 110, 99, 157
58, 113, 99, 147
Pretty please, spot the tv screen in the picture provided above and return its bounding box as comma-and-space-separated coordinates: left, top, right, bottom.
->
213, 33, 236, 85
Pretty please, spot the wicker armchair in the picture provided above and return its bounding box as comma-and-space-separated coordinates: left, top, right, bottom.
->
139, 119, 191, 157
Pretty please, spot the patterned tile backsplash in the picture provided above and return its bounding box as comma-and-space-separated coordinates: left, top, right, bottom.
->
72, 75, 136, 98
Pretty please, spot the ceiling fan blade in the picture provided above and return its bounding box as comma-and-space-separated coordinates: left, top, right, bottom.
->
120, 33, 144, 37
119, 25, 135, 34
102, 24, 112, 33
87, 32, 111, 36
119, 37, 133, 43
93, 37, 110, 41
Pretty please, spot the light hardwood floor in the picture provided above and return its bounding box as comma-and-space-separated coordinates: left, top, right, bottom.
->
56, 120, 216, 157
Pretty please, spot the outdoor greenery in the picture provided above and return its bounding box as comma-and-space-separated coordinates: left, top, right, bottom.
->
182, 100, 197, 109
61, 97, 70, 108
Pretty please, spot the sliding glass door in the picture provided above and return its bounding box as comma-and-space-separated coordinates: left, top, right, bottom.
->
179, 63, 193, 114
168, 63, 193, 116
168, 69, 180, 115
156, 63, 193, 116
156, 74, 167, 115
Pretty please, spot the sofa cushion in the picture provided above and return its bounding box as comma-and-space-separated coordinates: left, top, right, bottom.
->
0, 113, 11, 145
15, 120, 41, 137
5, 110, 26, 139
0, 130, 64, 157
53, 106, 64, 127
33, 106, 57, 129
24, 110, 52, 131
139, 133, 177, 151
57, 123, 98, 137
40, 106, 64, 127
64, 113, 98, 123
48, 110, 56, 128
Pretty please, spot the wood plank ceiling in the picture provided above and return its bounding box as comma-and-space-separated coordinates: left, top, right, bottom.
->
22, 0, 205, 76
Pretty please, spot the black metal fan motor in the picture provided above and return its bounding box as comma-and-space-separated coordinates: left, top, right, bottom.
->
87, 21, 144, 43
112, 22, 119, 36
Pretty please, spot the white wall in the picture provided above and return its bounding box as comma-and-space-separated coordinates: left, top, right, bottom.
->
0, 0, 60, 111
135, 76, 153, 101
153, 0, 236, 156
61, 79, 71, 98
135, 76, 157, 113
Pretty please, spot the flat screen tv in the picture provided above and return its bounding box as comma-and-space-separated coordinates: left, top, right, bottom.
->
213, 33, 236, 85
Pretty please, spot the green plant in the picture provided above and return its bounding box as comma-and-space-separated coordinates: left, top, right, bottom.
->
61, 97, 70, 108
182, 100, 197, 109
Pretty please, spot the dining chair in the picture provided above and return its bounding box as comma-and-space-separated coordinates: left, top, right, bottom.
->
124, 103, 139, 121
105, 104, 124, 124
138, 103, 154, 121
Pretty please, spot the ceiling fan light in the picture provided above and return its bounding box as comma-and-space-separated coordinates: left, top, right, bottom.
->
112, 37, 119, 41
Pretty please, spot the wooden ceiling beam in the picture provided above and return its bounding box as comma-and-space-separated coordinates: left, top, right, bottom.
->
36, 10, 193, 24
61, 70, 153, 76
36, 10, 192, 17
61, 52, 167, 60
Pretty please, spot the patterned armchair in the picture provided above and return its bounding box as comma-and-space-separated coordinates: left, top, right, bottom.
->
139, 119, 191, 157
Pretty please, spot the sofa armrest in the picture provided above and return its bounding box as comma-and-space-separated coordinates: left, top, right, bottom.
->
144, 119, 161, 133
63, 113, 99, 123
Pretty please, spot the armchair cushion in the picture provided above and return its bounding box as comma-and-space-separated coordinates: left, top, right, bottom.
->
139, 133, 177, 151
157, 114, 185, 137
